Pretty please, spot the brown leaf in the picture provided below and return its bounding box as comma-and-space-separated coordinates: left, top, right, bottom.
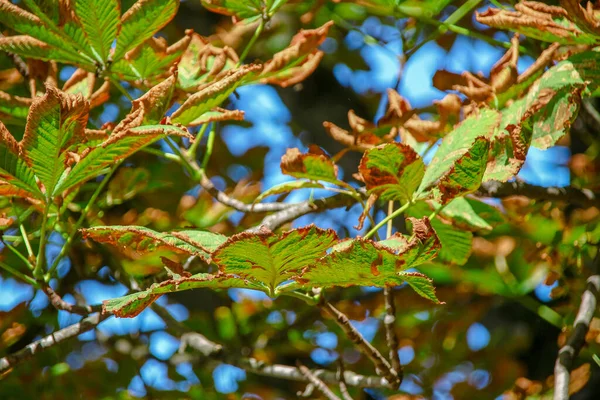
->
560, 0, 600, 36
355, 193, 378, 231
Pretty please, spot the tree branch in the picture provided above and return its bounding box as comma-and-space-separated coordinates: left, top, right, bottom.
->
318, 300, 401, 388
478, 181, 600, 208
198, 169, 291, 213
553, 265, 600, 399
337, 360, 354, 400
0, 313, 109, 374
297, 361, 341, 400
255, 193, 358, 231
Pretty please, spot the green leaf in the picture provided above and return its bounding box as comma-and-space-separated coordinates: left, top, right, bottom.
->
0, 91, 31, 125
200, 0, 286, 21
436, 197, 504, 232
103, 273, 250, 317
359, 143, 424, 203
113, 0, 179, 61
254, 180, 324, 203
430, 218, 472, 266
82, 225, 226, 262
74, 0, 121, 63
213, 225, 338, 296
0, 36, 93, 67
20, 87, 89, 199
0, 1, 84, 60
291, 222, 442, 303
171, 65, 261, 125
417, 109, 498, 203
280, 148, 346, 186
0, 122, 42, 199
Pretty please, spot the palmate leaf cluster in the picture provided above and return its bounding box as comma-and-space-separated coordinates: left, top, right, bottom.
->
1, 0, 599, 315
2, 0, 600, 397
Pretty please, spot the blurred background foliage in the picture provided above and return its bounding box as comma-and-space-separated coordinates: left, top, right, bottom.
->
2, 0, 600, 399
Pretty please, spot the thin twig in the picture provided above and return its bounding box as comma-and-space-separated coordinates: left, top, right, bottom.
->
235, 358, 389, 388
319, 300, 400, 388
297, 361, 341, 400
337, 360, 353, 400
256, 192, 359, 231
41, 283, 102, 315
553, 252, 600, 400
478, 181, 600, 208
0, 313, 109, 374
383, 203, 402, 381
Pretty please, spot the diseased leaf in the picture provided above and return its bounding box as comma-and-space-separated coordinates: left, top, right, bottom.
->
73, 0, 120, 63
476, 2, 599, 45
55, 74, 186, 193
291, 219, 442, 302
260, 21, 333, 88
20, 86, 89, 198
280, 148, 343, 186
103, 273, 251, 317
212, 225, 338, 296
0, 1, 84, 61
113, 0, 179, 61
177, 33, 238, 92
359, 143, 424, 203
417, 109, 499, 203
186, 107, 245, 127
254, 180, 324, 203
111, 33, 192, 83
82, 225, 226, 262
171, 65, 261, 125
0, 122, 41, 199
0, 36, 93, 67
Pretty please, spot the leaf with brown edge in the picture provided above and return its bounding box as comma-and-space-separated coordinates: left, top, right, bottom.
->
324, 110, 397, 152
359, 143, 424, 203
20, 85, 89, 198
280, 148, 346, 186
200, 0, 287, 22
171, 64, 261, 126
213, 225, 338, 296
177, 33, 239, 92
260, 21, 333, 87
475, 2, 599, 45
254, 180, 324, 203
0, 36, 93, 67
111, 32, 192, 83
62, 69, 111, 109
186, 107, 245, 127
54, 74, 184, 193
103, 273, 256, 318
82, 225, 226, 262
112, 0, 180, 61
416, 109, 499, 204
0, 122, 41, 199
289, 222, 442, 303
